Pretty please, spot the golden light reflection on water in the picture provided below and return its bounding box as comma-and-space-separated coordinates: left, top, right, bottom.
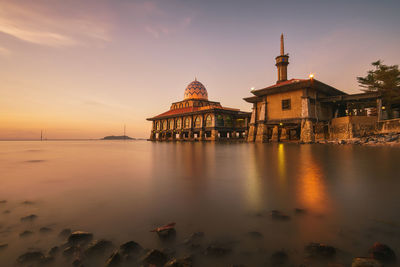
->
277, 143, 286, 184
245, 145, 264, 211
297, 145, 329, 212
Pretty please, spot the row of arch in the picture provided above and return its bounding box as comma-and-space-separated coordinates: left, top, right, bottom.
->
171, 101, 206, 110
154, 114, 240, 130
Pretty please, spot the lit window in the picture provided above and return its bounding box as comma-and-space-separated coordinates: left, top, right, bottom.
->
194, 117, 201, 128
205, 115, 212, 127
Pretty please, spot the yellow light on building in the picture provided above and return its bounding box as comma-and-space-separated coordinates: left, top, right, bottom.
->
309, 73, 314, 79
382, 106, 386, 110
279, 122, 283, 126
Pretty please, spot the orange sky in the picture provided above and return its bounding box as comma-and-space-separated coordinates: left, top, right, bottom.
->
1, 0, 400, 139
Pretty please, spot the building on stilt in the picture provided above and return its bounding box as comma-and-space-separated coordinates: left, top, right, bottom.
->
147, 79, 251, 141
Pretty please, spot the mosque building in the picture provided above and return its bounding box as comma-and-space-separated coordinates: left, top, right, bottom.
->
147, 79, 251, 141
244, 34, 381, 142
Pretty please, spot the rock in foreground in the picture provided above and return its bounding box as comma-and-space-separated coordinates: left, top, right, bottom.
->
84, 239, 113, 257
67, 231, 93, 245
305, 242, 336, 259
141, 249, 168, 266
17, 251, 45, 264
352, 257, 382, 267
368, 242, 396, 264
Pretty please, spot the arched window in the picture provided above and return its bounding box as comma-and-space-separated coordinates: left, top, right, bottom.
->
179, 103, 183, 109
176, 118, 182, 129
225, 116, 233, 127
194, 116, 201, 128
205, 115, 212, 127
184, 117, 190, 128
155, 121, 160, 130
236, 118, 245, 127
168, 120, 174, 129
162, 120, 167, 130
184, 102, 189, 108
216, 115, 224, 127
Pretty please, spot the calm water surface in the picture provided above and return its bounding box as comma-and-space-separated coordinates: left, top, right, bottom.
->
0, 141, 399, 266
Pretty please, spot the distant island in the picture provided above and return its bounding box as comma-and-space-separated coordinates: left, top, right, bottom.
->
102, 135, 135, 140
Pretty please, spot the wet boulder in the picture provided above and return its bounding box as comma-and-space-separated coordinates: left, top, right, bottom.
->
58, 228, 72, 239
17, 251, 45, 264
164, 255, 193, 267
368, 242, 396, 264
84, 239, 113, 257
0, 200, 6, 204
22, 200, 35, 205
63, 246, 79, 257
3, 210, 10, 214
305, 242, 336, 259
0, 243, 8, 250
119, 240, 143, 258
271, 250, 288, 265
352, 257, 382, 267
270, 210, 290, 220
67, 231, 93, 245
105, 251, 122, 267
141, 249, 168, 266
20, 214, 38, 222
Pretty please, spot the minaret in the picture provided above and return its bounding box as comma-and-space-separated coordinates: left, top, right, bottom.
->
275, 34, 289, 83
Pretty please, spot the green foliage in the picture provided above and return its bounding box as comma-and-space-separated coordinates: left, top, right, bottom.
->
357, 60, 400, 104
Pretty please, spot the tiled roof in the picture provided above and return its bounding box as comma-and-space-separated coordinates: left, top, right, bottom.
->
149, 106, 242, 120
259, 79, 308, 90
152, 107, 200, 119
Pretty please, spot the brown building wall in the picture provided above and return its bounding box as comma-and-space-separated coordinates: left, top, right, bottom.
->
266, 89, 303, 120
329, 116, 377, 139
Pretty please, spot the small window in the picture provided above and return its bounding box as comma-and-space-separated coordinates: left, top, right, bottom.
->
309, 98, 316, 105
282, 99, 291, 110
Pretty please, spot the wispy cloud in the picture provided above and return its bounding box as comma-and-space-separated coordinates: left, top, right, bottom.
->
0, 1, 111, 47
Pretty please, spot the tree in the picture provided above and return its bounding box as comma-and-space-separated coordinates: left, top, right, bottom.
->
357, 60, 400, 118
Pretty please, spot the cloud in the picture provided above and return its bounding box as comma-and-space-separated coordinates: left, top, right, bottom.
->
0, 1, 111, 47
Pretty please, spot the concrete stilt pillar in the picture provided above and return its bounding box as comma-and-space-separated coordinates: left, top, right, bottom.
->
255, 123, 268, 142
280, 128, 289, 141
199, 130, 204, 141
271, 126, 279, 142
247, 125, 256, 142
211, 129, 218, 141
300, 119, 315, 143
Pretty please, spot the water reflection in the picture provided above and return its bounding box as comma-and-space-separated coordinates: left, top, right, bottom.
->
296, 145, 329, 213
0, 141, 400, 267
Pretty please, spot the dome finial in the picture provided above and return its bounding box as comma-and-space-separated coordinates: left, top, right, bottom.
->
195, 76, 197, 81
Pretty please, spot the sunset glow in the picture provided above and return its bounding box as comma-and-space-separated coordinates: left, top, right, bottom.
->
1, 0, 399, 139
